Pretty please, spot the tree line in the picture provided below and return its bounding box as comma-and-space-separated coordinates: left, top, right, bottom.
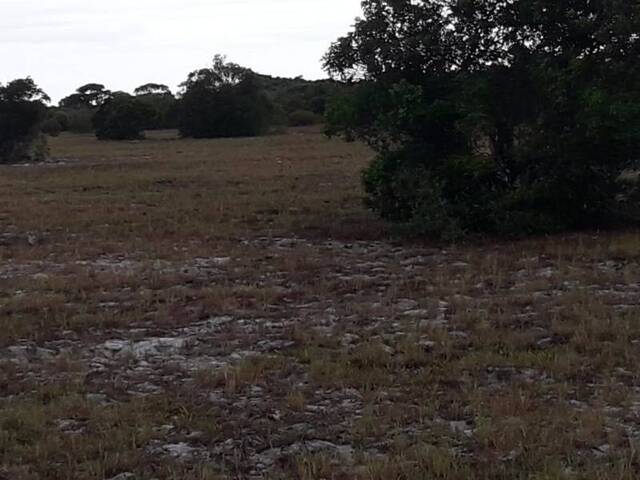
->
0, 54, 343, 162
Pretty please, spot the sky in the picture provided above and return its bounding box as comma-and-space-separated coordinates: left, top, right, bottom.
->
0, 0, 363, 103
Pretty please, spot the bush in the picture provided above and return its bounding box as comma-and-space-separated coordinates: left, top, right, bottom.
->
41, 117, 63, 137
134, 85, 178, 130
64, 107, 95, 133
325, 0, 640, 238
288, 110, 320, 127
178, 56, 273, 138
93, 94, 155, 140
0, 78, 49, 164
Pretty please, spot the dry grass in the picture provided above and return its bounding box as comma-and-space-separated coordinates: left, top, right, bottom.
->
2, 128, 640, 479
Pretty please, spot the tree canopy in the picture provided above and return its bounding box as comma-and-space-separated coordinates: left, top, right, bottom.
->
178, 55, 274, 138
92, 93, 155, 140
59, 83, 111, 109
134, 83, 172, 96
325, 0, 640, 238
0, 78, 49, 163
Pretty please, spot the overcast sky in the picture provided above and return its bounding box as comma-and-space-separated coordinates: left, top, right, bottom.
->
0, 0, 363, 103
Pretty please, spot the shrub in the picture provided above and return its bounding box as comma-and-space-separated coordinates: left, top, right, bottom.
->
64, 107, 95, 133
288, 110, 320, 127
134, 84, 178, 130
41, 117, 63, 137
0, 78, 49, 164
93, 94, 155, 140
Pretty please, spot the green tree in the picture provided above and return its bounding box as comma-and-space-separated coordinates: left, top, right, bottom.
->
92, 93, 155, 140
59, 83, 111, 109
134, 83, 171, 96
325, 0, 640, 238
134, 83, 178, 130
0, 78, 50, 163
58, 83, 112, 134
178, 55, 273, 138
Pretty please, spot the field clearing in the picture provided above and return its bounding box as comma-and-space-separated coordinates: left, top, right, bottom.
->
2, 128, 640, 479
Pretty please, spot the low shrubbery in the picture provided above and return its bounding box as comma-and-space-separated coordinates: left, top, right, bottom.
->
288, 110, 320, 127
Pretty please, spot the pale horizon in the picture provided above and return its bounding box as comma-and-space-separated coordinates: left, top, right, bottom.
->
0, 0, 363, 104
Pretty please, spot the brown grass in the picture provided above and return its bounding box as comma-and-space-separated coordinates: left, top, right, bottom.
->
2, 128, 640, 479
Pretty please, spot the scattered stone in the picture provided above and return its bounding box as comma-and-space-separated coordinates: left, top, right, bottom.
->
403, 309, 430, 318
107, 474, 135, 480
395, 298, 419, 311
100, 337, 190, 359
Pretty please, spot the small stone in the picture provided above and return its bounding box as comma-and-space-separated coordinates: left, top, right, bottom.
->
107, 474, 135, 480
86, 393, 110, 405
418, 340, 436, 351
395, 298, 419, 311
210, 257, 232, 266
162, 442, 197, 459
449, 331, 470, 339
451, 262, 470, 268
536, 337, 554, 348
403, 309, 430, 318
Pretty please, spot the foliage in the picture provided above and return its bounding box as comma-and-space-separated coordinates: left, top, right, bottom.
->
288, 110, 321, 127
93, 93, 155, 140
0, 78, 50, 163
59, 83, 111, 109
178, 55, 273, 138
325, 0, 640, 238
41, 110, 70, 137
134, 84, 178, 130
41, 118, 62, 137
134, 83, 171, 96
57, 83, 114, 134
63, 107, 95, 134
258, 75, 343, 119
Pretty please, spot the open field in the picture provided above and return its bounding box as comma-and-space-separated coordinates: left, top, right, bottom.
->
2, 128, 640, 479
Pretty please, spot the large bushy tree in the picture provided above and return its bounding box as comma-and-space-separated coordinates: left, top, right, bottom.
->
58, 83, 112, 134
178, 55, 273, 138
134, 83, 178, 130
59, 83, 111, 109
325, 0, 640, 238
93, 92, 155, 140
0, 78, 50, 164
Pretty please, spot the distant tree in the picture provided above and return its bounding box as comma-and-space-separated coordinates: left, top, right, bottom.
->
59, 83, 111, 109
0, 78, 49, 163
134, 83, 172, 96
288, 110, 320, 127
134, 83, 178, 130
325, 0, 640, 238
178, 55, 273, 138
41, 117, 63, 137
65, 107, 95, 134
58, 83, 112, 134
93, 93, 155, 140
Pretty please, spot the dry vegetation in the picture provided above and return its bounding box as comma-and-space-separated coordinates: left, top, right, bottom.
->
2, 128, 640, 479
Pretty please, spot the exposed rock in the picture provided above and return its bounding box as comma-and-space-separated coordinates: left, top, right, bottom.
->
100, 337, 190, 359
106, 473, 135, 480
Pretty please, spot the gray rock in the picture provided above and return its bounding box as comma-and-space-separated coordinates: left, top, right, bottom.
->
107, 474, 135, 480
100, 337, 190, 359
403, 309, 430, 318
395, 299, 419, 311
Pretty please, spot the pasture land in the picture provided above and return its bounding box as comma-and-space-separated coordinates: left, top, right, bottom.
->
2, 128, 640, 479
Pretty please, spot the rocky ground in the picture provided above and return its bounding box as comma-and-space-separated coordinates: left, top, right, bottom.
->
2, 131, 640, 479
